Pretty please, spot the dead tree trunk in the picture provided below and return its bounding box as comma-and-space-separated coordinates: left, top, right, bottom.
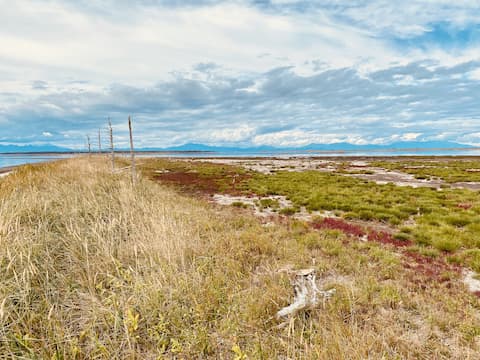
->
109, 119, 115, 171
276, 269, 335, 320
128, 116, 136, 184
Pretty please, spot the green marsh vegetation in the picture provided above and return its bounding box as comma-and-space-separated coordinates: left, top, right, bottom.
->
372, 158, 480, 183
139, 158, 480, 270
246, 169, 480, 269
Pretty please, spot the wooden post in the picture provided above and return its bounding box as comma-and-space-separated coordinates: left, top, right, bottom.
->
98, 128, 102, 153
87, 135, 91, 155
109, 118, 115, 171
128, 116, 136, 183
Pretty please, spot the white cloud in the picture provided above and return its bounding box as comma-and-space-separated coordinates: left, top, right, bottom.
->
469, 68, 480, 80
42, 131, 53, 137
252, 130, 369, 147
253, 130, 326, 147
334, 0, 480, 38
400, 132, 422, 141
0, 0, 402, 86
208, 125, 256, 143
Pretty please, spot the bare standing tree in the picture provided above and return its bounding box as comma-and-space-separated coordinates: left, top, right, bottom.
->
128, 116, 136, 184
108, 118, 115, 171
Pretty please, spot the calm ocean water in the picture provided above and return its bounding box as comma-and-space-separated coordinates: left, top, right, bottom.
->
0, 154, 75, 169
2, 148, 480, 169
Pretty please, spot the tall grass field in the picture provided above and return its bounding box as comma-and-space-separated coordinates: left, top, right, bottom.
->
0, 157, 479, 359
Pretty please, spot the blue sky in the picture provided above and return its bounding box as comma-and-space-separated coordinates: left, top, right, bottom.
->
1, 0, 480, 149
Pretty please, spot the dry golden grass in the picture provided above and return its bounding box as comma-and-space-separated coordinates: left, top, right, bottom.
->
0, 157, 479, 359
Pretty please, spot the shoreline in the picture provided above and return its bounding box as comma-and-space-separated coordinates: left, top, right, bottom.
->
185, 154, 480, 161
1, 146, 480, 158
3, 154, 480, 172
0, 165, 15, 176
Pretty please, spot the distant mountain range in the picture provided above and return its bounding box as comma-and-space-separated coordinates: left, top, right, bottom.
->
160, 141, 476, 153
0, 144, 72, 153
0, 141, 476, 154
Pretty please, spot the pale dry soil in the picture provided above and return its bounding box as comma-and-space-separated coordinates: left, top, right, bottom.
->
463, 270, 480, 293
0, 167, 13, 178
197, 158, 336, 174
212, 193, 332, 223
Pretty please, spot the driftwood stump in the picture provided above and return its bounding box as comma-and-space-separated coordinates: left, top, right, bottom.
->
276, 268, 335, 319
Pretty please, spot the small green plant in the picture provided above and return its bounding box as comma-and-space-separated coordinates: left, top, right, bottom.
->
232, 344, 247, 360
419, 247, 440, 258
379, 285, 402, 308
432, 237, 462, 252
258, 198, 280, 209
279, 207, 298, 215
407, 245, 440, 258
393, 232, 411, 242
445, 215, 471, 227
232, 201, 248, 208
460, 249, 480, 272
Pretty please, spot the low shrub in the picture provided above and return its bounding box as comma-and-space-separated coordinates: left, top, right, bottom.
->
432, 237, 462, 252
393, 232, 411, 242
232, 201, 249, 208
279, 207, 298, 215
445, 215, 471, 227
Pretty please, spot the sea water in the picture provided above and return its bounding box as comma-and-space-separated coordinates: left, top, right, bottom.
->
0, 153, 74, 169
2, 148, 480, 169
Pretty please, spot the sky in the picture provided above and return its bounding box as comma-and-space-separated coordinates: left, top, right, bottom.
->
1, 0, 480, 149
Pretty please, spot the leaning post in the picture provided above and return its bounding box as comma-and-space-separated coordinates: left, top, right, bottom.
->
128, 116, 136, 184
98, 128, 102, 154
87, 135, 91, 155
109, 118, 115, 171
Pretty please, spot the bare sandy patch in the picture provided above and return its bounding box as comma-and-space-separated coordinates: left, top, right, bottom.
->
196, 158, 336, 174
463, 270, 480, 295
211, 193, 335, 222
212, 194, 291, 217
347, 168, 444, 188
451, 182, 480, 191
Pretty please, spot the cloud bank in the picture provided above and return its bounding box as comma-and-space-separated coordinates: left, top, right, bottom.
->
1, 0, 479, 148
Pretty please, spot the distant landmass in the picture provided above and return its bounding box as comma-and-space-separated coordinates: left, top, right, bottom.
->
0, 144, 72, 153
0, 141, 476, 154
159, 141, 476, 153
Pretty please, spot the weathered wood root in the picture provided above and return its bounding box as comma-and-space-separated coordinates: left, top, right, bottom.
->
276, 268, 336, 319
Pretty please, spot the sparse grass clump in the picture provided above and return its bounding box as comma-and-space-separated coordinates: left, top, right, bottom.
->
407, 245, 441, 259
432, 237, 462, 252
258, 197, 280, 210
393, 232, 412, 242
456, 249, 480, 272
279, 206, 298, 215
232, 201, 249, 208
